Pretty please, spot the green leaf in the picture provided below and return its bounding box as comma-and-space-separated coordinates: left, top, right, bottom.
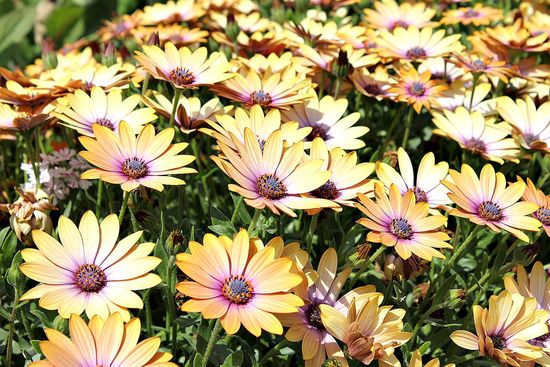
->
193, 353, 204, 367
196, 317, 210, 354
432, 274, 457, 307
30, 340, 42, 354
45, 6, 85, 43
30, 309, 54, 329
221, 350, 244, 367
154, 240, 170, 282
0, 6, 35, 54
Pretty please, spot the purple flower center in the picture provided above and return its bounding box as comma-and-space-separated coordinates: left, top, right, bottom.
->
409, 81, 426, 96
464, 9, 480, 18
478, 201, 503, 222
305, 303, 325, 330
312, 180, 340, 200
169, 67, 195, 86
406, 47, 427, 59
490, 335, 507, 350
250, 90, 272, 106
535, 208, 550, 226
257, 173, 287, 200
471, 59, 486, 71
222, 275, 253, 304
390, 218, 413, 239
464, 138, 486, 153
307, 125, 329, 141
94, 118, 115, 130
74, 264, 107, 293
411, 186, 428, 203
122, 157, 149, 180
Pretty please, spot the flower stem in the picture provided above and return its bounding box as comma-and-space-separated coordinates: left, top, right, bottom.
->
248, 208, 262, 233
306, 213, 319, 253
349, 245, 385, 288
95, 180, 104, 217
468, 73, 480, 112
401, 107, 414, 148
202, 319, 222, 367
5, 287, 20, 367
257, 339, 290, 366
169, 88, 182, 127
119, 190, 130, 225
333, 78, 341, 97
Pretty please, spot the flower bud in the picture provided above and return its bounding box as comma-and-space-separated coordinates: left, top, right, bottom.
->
226, 13, 240, 42
147, 31, 160, 47
0, 188, 57, 246
332, 50, 352, 79
383, 253, 429, 281
41, 38, 57, 69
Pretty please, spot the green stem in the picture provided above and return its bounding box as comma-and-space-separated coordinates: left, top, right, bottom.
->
319, 72, 325, 98
248, 209, 262, 233
169, 88, 182, 127
129, 192, 140, 232
257, 339, 290, 366
231, 196, 244, 223
5, 287, 20, 367
333, 78, 341, 97
349, 246, 385, 288
468, 73, 480, 112
202, 319, 222, 367
140, 75, 150, 107
401, 107, 414, 148
144, 289, 153, 337
95, 180, 104, 217
306, 213, 319, 253
443, 225, 482, 272
119, 190, 130, 225
24, 133, 41, 190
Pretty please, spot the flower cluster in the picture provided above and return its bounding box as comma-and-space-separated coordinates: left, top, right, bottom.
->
0, 0, 549, 366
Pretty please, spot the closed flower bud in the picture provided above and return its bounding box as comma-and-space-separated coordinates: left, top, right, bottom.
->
102, 42, 116, 67
41, 38, 57, 69
332, 50, 352, 79
147, 31, 160, 47
0, 188, 56, 246
384, 253, 429, 280
226, 13, 240, 42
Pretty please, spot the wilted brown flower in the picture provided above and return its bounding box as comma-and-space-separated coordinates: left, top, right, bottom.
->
0, 188, 56, 245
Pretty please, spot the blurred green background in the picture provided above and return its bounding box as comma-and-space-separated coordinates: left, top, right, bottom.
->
0, 0, 157, 68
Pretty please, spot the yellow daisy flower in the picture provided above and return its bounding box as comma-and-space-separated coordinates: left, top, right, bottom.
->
99, 12, 144, 43
53, 87, 157, 137
144, 92, 229, 134
141, 0, 205, 25
280, 248, 378, 367
376, 27, 463, 61
483, 20, 550, 53
505, 261, 550, 365
389, 68, 447, 113
432, 107, 520, 164
356, 183, 452, 261
519, 178, 550, 237
0, 102, 53, 139
30, 313, 177, 367
210, 66, 313, 109
20, 211, 161, 321
409, 350, 455, 367
281, 93, 369, 150
451, 290, 548, 366
135, 42, 232, 89
441, 4, 503, 26
176, 229, 304, 336
497, 96, 550, 152
320, 293, 412, 366
350, 66, 395, 101
376, 148, 452, 210
79, 121, 196, 192
212, 128, 336, 217
442, 164, 541, 242
450, 53, 512, 83
306, 138, 375, 212
200, 105, 310, 150
363, 0, 436, 30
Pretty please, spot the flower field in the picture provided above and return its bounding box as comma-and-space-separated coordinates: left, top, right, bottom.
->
0, 0, 549, 366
